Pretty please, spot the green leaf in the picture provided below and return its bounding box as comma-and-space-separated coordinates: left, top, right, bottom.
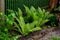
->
30, 27, 41, 32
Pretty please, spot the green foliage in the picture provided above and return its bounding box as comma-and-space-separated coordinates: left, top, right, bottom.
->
14, 6, 53, 36
0, 31, 19, 40
24, 5, 53, 26
0, 12, 18, 40
48, 15, 57, 26
0, 12, 5, 27
0, 32, 10, 40
54, 6, 60, 11
5, 10, 15, 31
14, 9, 41, 36
0, 5, 54, 39
51, 37, 60, 40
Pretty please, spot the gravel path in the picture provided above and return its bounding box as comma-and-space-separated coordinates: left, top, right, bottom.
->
39, 27, 60, 40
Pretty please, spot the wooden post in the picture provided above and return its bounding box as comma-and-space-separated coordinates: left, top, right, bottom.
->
49, 0, 58, 11
0, 0, 5, 13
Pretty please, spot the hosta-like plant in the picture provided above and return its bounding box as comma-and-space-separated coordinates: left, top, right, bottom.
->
14, 8, 41, 36
24, 5, 53, 26
14, 6, 53, 36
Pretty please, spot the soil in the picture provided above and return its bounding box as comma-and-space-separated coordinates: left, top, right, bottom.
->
55, 13, 60, 26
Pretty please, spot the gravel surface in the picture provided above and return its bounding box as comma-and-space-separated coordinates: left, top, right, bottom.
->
39, 27, 60, 40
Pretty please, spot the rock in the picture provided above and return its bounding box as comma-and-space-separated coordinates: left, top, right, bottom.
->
27, 38, 33, 40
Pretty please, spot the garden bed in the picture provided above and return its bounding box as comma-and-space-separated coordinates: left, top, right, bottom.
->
18, 13, 60, 40
18, 27, 60, 40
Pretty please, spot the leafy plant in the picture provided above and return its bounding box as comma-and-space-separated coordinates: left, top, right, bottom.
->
54, 6, 60, 11
48, 15, 57, 26
0, 12, 5, 27
14, 8, 41, 36
51, 37, 60, 40
24, 5, 53, 26
0, 10, 15, 33
14, 5, 53, 36
0, 12, 18, 40
0, 31, 19, 40
5, 10, 15, 32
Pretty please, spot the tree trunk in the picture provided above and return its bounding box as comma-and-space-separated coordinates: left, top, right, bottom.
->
49, 0, 58, 11
0, 0, 5, 13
